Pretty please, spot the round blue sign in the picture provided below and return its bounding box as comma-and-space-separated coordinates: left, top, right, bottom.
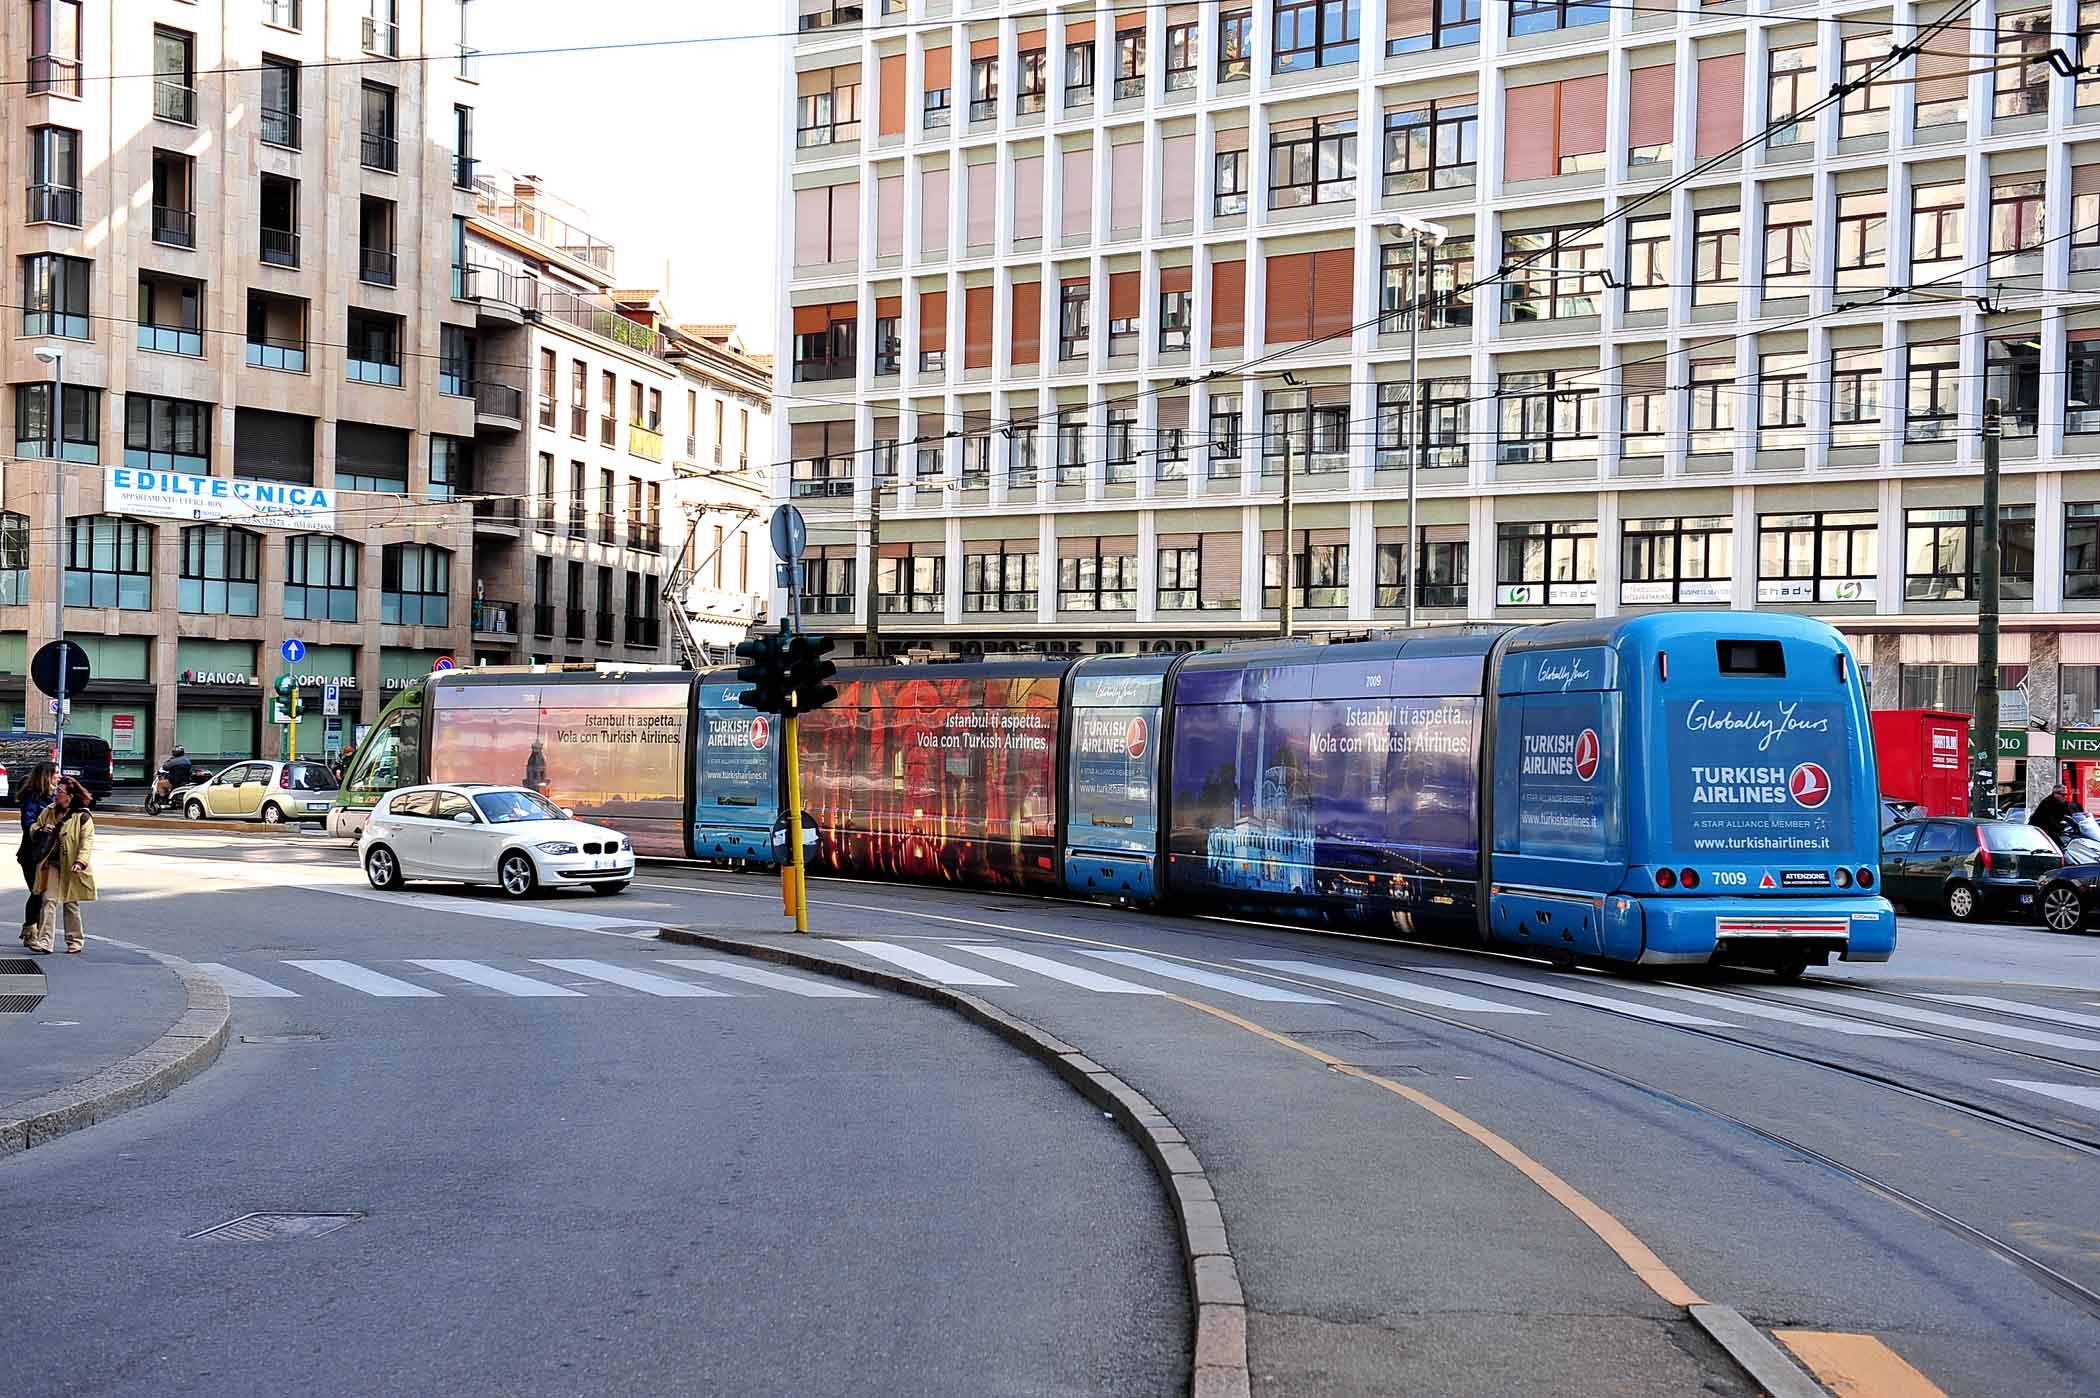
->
432, 655, 456, 671
281, 638, 306, 664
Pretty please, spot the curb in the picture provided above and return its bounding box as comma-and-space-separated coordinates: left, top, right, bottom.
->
0, 939, 232, 1157
97, 814, 318, 837
659, 925, 1252, 1398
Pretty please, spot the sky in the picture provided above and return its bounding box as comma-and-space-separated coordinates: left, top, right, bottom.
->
471, 1, 785, 348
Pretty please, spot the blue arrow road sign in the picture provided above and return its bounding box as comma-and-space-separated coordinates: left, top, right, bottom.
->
281, 638, 306, 664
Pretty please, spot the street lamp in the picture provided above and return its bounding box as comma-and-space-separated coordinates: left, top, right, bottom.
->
31, 345, 67, 763
1377, 214, 1448, 628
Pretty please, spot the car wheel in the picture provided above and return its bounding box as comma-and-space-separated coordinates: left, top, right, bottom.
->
497, 852, 538, 899
260, 802, 284, 825
1945, 882, 1980, 922
588, 880, 630, 896
365, 845, 403, 890
1769, 956, 1811, 982
185, 799, 206, 821
2041, 885, 2086, 934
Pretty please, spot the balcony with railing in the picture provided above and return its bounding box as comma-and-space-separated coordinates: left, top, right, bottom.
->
138, 323, 203, 356
471, 175, 616, 273
472, 598, 518, 637
362, 16, 399, 57
359, 246, 397, 286
458, 261, 534, 324
472, 497, 522, 532
154, 80, 195, 124
628, 422, 663, 462
29, 55, 82, 98
247, 336, 307, 372
625, 616, 662, 649
261, 227, 300, 268
595, 611, 616, 644
153, 205, 195, 248
26, 184, 80, 226
538, 285, 662, 359
474, 380, 524, 430
792, 456, 856, 499
627, 522, 662, 554
360, 132, 398, 172
531, 602, 554, 637
260, 107, 300, 148
453, 154, 477, 190
798, 3, 864, 30
564, 606, 586, 640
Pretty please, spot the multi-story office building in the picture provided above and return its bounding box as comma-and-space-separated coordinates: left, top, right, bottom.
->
781, 0, 2100, 800
0, 0, 482, 776
458, 174, 775, 667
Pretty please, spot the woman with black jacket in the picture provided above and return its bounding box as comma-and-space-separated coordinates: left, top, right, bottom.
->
16, 760, 56, 949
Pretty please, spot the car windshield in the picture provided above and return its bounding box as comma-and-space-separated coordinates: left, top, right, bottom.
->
473, 790, 565, 824
1982, 822, 2060, 853
282, 762, 339, 792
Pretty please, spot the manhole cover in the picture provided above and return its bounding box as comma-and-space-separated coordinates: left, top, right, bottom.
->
240, 1033, 325, 1044
187, 1212, 364, 1243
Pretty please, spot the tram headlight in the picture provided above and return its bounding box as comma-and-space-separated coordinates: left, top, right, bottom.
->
1655, 867, 1677, 889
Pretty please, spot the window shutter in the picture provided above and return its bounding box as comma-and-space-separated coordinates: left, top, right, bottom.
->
921, 47, 951, 97
1066, 20, 1095, 43
1110, 141, 1143, 232
875, 294, 901, 320
1310, 249, 1355, 340
1215, 125, 1249, 154
1387, 0, 1433, 41
878, 54, 905, 136
1116, 10, 1146, 31
1018, 27, 1045, 50
1914, 47, 1972, 105
830, 183, 860, 262
966, 162, 996, 245
1109, 271, 1140, 320
1695, 54, 1745, 157
919, 289, 946, 352
2076, 164, 2100, 197
875, 174, 903, 257
793, 304, 830, 335
790, 422, 828, 459
794, 187, 829, 265
1558, 75, 1607, 158
1059, 534, 1097, 562
1161, 134, 1196, 223
1159, 264, 1193, 294
1061, 147, 1093, 238
1504, 82, 1559, 180
1157, 397, 1190, 430
964, 286, 994, 368
1013, 155, 1044, 237
970, 37, 998, 60
1620, 357, 1668, 391
1264, 251, 1314, 345
1200, 532, 1242, 608
1211, 258, 1246, 349
1628, 64, 1674, 148
1011, 280, 1042, 364
920, 166, 949, 254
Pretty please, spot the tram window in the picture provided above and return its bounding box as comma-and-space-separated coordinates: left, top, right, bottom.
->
1716, 639, 1785, 677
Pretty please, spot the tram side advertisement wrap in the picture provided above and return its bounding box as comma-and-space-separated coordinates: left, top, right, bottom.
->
696, 687, 774, 813
1663, 698, 1852, 855
1512, 696, 1622, 861
1068, 673, 1165, 855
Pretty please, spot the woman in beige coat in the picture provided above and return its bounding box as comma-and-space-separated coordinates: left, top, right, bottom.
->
26, 777, 95, 954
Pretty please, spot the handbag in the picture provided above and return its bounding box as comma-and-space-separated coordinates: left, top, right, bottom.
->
17, 823, 57, 891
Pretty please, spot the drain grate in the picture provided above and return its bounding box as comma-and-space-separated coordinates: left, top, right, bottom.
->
187, 1212, 364, 1243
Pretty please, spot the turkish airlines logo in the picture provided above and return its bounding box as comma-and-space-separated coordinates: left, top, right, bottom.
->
1126, 716, 1149, 759
1573, 728, 1600, 782
750, 716, 771, 751
1789, 762, 1831, 808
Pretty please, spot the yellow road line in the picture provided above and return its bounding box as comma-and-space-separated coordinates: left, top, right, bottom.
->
1168, 993, 1708, 1310
1774, 1331, 1947, 1398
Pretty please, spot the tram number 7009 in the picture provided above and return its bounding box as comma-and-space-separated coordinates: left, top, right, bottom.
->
1711, 870, 1748, 887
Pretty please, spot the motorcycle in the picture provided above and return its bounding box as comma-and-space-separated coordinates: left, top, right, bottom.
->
144, 765, 194, 815
2060, 812, 2100, 865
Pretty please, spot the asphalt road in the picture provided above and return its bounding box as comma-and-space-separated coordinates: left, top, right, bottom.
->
0, 830, 1188, 1397
24, 826, 2100, 1395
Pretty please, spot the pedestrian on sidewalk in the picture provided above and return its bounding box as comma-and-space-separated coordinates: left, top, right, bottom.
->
16, 760, 56, 949
25, 777, 96, 955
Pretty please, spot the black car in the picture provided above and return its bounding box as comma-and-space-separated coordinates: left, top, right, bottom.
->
0, 732, 116, 805
1880, 818, 2064, 922
2035, 861, 2100, 934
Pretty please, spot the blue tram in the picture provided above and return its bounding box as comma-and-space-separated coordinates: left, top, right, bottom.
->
688, 613, 1894, 975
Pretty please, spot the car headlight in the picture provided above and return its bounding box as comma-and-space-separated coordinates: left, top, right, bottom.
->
535, 841, 579, 855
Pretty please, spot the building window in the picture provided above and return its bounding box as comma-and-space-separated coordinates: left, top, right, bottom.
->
1391, 0, 1480, 52
1831, 346, 1884, 445
1688, 357, 1735, 453
1905, 506, 2035, 601
179, 526, 260, 616
1268, 116, 1357, 209
1621, 371, 1665, 452
22, 253, 89, 338
1503, 228, 1604, 321
1382, 100, 1476, 194
1834, 190, 1888, 288
1055, 407, 1089, 483
1273, 0, 1359, 72
1997, 8, 2054, 117
1263, 391, 1350, 473
1692, 207, 1741, 306
964, 545, 1040, 612
1763, 198, 1814, 298
13, 383, 98, 463
1376, 531, 1469, 609
1219, 9, 1254, 79
1157, 545, 1202, 609
1165, 21, 1198, 90
1990, 179, 2046, 257
1757, 352, 1810, 446
452, 104, 475, 188
1495, 522, 1597, 606
799, 549, 856, 615
1840, 32, 1892, 136
1380, 236, 1474, 330
26, 125, 80, 226
872, 312, 901, 374
65, 517, 153, 611
1017, 48, 1048, 113
878, 551, 944, 613
1059, 541, 1138, 611
1509, 0, 1605, 37
797, 68, 861, 146
1496, 370, 1600, 464
261, 57, 301, 148
1058, 283, 1091, 361
1263, 535, 1349, 610
1766, 45, 1815, 147
600, 371, 617, 446
925, 68, 952, 128
1621, 517, 1733, 605
1114, 27, 1146, 100
1756, 511, 1877, 604
264, 0, 301, 30
360, 82, 399, 171
2065, 503, 2100, 597
347, 310, 403, 386
247, 290, 308, 372
1906, 341, 1960, 442
1104, 406, 1138, 481
1377, 379, 1469, 470
153, 27, 195, 124
1208, 394, 1243, 476
793, 308, 857, 382
1214, 148, 1249, 216
1911, 182, 1964, 278
260, 173, 300, 267
969, 56, 998, 122
1065, 36, 1095, 105
285, 535, 358, 621
1624, 214, 1670, 313
124, 394, 210, 475
148, 148, 196, 248
28, 0, 83, 99
359, 196, 397, 286
2083, 0, 2100, 108
429, 436, 472, 501
383, 544, 451, 626
1987, 335, 2044, 438
0, 514, 27, 605
364, 0, 400, 56
2068, 338, 2100, 435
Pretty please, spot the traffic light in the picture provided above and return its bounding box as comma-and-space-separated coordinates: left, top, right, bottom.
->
274, 673, 295, 698
783, 633, 839, 714
733, 633, 788, 714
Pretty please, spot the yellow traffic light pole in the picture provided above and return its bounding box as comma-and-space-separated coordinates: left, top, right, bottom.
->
784, 709, 809, 934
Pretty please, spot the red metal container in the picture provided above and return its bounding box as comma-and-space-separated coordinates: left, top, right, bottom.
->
1869, 708, 1970, 816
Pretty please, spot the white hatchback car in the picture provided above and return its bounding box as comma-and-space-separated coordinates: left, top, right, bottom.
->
358, 783, 635, 898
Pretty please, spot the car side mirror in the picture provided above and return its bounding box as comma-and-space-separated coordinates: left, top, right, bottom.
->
452, 811, 476, 824
560, 808, 574, 819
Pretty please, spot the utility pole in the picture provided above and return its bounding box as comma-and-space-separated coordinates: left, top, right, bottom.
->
1972, 395, 2003, 817
1278, 428, 1294, 639
1406, 230, 1424, 629
862, 480, 882, 660
33, 346, 67, 764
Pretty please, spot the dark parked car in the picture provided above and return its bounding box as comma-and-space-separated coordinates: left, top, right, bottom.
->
2035, 860, 2100, 934
1880, 798, 1919, 833
1880, 818, 2063, 922
0, 732, 115, 804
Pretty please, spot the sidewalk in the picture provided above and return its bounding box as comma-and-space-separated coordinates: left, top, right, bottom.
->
0, 937, 229, 1153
